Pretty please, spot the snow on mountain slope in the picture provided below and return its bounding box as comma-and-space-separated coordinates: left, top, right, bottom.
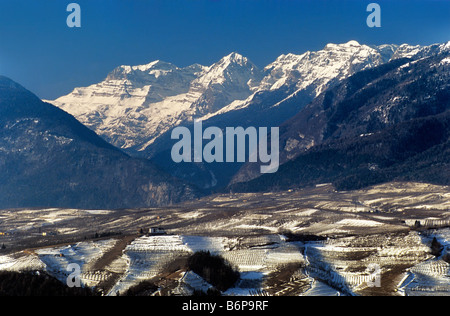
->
262, 41, 384, 94
51, 53, 262, 150
201, 41, 444, 122
0, 76, 199, 209
49, 41, 444, 159
230, 49, 450, 191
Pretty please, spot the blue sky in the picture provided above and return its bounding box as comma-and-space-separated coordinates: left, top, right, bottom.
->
0, 0, 449, 99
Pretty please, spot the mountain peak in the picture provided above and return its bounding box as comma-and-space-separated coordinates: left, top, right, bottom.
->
223, 52, 246, 62
105, 60, 178, 81
213, 52, 252, 69
444, 41, 450, 50
196, 52, 259, 86
135, 60, 176, 72
344, 40, 361, 47
325, 40, 362, 50
119, 59, 176, 73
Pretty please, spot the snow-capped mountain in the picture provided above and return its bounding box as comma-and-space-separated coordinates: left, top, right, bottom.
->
0, 76, 198, 209
201, 41, 444, 121
48, 41, 447, 190
263, 40, 389, 94
50, 41, 441, 156
231, 49, 450, 192
51, 52, 262, 151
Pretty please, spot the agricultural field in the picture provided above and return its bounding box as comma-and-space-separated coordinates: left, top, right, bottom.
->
0, 182, 449, 296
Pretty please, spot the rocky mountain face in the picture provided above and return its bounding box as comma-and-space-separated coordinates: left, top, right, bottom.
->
145, 41, 445, 189
0, 76, 198, 210
49, 41, 447, 190
228, 42, 448, 185
51, 53, 262, 152
51, 42, 434, 152
230, 49, 450, 192
199, 41, 443, 124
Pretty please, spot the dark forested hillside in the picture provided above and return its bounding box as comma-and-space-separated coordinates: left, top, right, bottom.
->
231, 111, 450, 192
0, 271, 97, 296
0, 76, 198, 209
232, 51, 450, 186
230, 50, 450, 193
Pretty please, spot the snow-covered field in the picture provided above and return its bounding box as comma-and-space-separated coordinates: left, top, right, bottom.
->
1, 182, 449, 296
1, 230, 446, 296
396, 228, 450, 296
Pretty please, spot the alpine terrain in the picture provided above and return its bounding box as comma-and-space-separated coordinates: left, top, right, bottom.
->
1, 42, 450, 298
0, 76, 198, 210
232, 43, 450, 192
49, 41, 446, 190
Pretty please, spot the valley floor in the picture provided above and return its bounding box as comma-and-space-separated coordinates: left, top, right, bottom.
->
0, 182, 449, 296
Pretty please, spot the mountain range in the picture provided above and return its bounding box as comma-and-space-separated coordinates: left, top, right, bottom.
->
50, 53, 262, 152
232, 47, 450, 192
0, 76, 198, 209
2, 40, 449, 209
50, 40, 447, 189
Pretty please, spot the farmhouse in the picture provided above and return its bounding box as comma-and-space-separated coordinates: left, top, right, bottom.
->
149, 227, 166, 235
